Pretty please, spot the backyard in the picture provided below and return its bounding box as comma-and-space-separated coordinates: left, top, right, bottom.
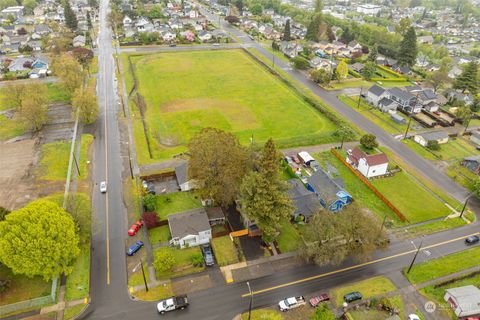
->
122, 50, 338, 163
155, 191, 201, 220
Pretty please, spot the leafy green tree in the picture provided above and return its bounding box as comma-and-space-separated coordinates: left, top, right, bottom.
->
64, 0, 78, 31
299, 204, 387, 266
283, 19, 291, 41
454, 61, 478, 94
362, 61, 377, 80
0, 0, 16, 10
310, 303, 335, 320
0, 207, 10, 221
398, 27, 417, 67
292, 56, 310, 70
72, 85, 99, 124
367, 43, 378, 62
235, 0, 243, 13
456, 104, 473, 134
471, 96, 480, 113
189, 128, 247, 207
335, 60, 348, 82
360, 134, 378, 149
0, 200, 80, 280
426, 140, 440, 151
52, 54, 84, 99
250, 3, 263, 15
335, 124, 355, 148
310, 68, 331, 85
395, 17, 411, 35
314, 0, 323, 13
427, 68, 450, 93
1, 82, 26, 109
306, 13, 322, 41
143, 194, 157, 212
23, 0, 37, 14
473, 178, 480, 198
17, 83, 49, 131
153, 248, 175, 272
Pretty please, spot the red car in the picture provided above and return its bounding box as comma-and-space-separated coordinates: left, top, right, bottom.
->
309, 294, 330, 307
128, 220, 143, 236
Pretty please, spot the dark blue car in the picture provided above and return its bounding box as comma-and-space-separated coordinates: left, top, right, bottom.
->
127, 241, 144, 256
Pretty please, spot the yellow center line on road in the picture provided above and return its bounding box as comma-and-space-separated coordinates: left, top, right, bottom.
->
104, 53, 110, 286
241, 232, 479, 297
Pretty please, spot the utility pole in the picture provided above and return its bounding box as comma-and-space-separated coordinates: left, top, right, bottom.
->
403, 114, 412, 140
246, 281, 253, 320
73, 153, 81, 176
460, 195, 471, 218
272, 53, 275, 69
407, 240, 423, 274
380, 215, 387, 233
357, 87, 363, 108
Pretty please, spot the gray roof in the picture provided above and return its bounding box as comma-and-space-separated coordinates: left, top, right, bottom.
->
471, 130, 480, 140
368, 84, 386, 97
445, 285, 480, 316
287, 179, 322, 218
307, 168, 343, 204
417, 130, 449, 141
175, 162, 188, 185
388, 87, 415, 102
205, 207, 225, 221
168, 208, 211, 239
464, 155, 480, 162
378, 97, 395, 106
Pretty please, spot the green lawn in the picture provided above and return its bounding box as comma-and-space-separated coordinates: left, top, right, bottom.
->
0, 265, 51, 306
35, 134, 93, 181
0, 114, 24, 141
277, 222, 302, 253
241, 309, 283, 320
314, 152, 399, 224
371, 171, 451, 223
375, 80, 412, 87
123, 50, 337, 163
420, 273, 480, 320
348, 295, 405, 320
211, 236, 239, 266
134, 283, 174, 301
149, 225, 171, 244
64, 304, 87, 320
154, 247, 205, 279
404, 137, 478, 162
155, 192, 202, 220
128, 263, 149, 287
65, 244, 90, 301
445, 162, 478, 191
404, 246, 480, 284
46, 83, 70, 103
331, 276, 397, 307
404, 217, 468, 237
326, 79, 373, 90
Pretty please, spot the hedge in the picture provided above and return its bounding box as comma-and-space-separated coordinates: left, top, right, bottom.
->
348, 68, 362, 78
377, 64, 403, 78
371, 77, 408, 82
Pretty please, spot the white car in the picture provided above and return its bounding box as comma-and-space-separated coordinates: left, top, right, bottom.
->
408, 315, 421, 320
100, 181, 107, 193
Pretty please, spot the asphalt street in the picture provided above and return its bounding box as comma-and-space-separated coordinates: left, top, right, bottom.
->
82, 2, 480, 319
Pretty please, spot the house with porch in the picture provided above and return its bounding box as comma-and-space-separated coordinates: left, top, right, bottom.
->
168, 208, 212, 249
346, 147, 389, 178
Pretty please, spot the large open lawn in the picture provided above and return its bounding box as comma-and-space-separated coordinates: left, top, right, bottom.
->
124, 50, 338, 163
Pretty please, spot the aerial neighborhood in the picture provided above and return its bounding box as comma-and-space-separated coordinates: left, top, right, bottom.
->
0, 0, 479, 318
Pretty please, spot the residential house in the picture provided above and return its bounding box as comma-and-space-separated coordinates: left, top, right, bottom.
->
309, 57, 333, 71
347, 40, 362, 52
417, 35, 434, 44
388, 87, 421, 113
7, 57, 34, 72
377, 97, 397, 112
386, 25, 395, 33
447, 90, 474, 106
2, 6, 24, 19
198, 30, 212, 41
123, 15, 133, 27
161, 30, 176, 41
34, 24, 52, 35
444, 285, 480, 318
212, 29, 228, 39
350, 62, 365, 73
366, 84, 387, 106
175, 163, 197, 191
168, 208, 212, 249
356, 4, 381, 15
470, 131, 480, 145
73, 35, 86, 47
306, 168, 352, 212
461, 156, 480, 174
205, 207, 225, 226
346, 147, 389, 178
413, 131, 449, 147
287, 179, 322, 220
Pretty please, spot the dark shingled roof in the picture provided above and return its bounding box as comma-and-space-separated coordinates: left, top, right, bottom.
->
168, 208, 211, 239
287, 179, 322, 218
388, 87, 415, 102
175, 162, 188, 185
368, 84, 386, 97
205, 207, 225, 221
417, 130, 449, 141
307, 168, 344, 204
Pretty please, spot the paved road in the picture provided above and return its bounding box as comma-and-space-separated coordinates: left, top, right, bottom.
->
82, 2, 479, 319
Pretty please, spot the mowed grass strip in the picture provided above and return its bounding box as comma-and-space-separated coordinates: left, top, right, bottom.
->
404, 246, 480, 285
331, 276, 397, 307
126, 50, 337, 163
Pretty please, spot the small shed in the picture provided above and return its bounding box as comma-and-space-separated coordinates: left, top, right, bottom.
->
444, 285, 480, 318
390, 113, 406, 124
175, 163, 197, 192
414, 131, 449, 147
298, 151, 315, 166
462, 156, 480, 175
205, 207, 225, 226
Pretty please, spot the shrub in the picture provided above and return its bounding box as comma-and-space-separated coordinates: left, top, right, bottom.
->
143, 194, 157, 212
379, 297, 394, 311
142, 212, 160, 229
360, 134, 379, 149
0, 279, 11, 293
426, 140, 440, 151
191, 253, 204, 267
292, 56, 310, 70
153, 248, 176, 272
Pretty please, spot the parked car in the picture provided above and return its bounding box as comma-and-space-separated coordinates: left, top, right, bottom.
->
147, 184, 156, 195
126, 241, 144, 256
344, 291, 362, 303
465, 235, 480, 245
100, 181, 107, 193
169, 43, 176, 47
128, 220, 144, 236
157, 295, 189, 314
212, 43, 220, 46
142, 180, 148, 189
309, 294, 330, 307
202, 245, 214, 266
278, 296, 306, 312
408, 315, 420, 320
284, 156, 293, 165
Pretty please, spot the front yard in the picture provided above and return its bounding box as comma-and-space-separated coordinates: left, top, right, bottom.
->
154, 246, 205, 279
148, 225, 171, 244
211, 236, 239, 266
276, 221, 304, 253
155, 191, 202, 220
404, 137, 478, 162
331, 276, 397, 307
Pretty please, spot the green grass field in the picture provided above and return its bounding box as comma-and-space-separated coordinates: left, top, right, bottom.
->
211, 236, 239, 266
0, 265, 51, 306
404, 246, 480, 284
155, 192, 201, 220
123, 50, 338, 163
241, 309, 283, 320
35, 134, 93, 181
148, 225, 171, 244
65, 244, 90, 301
277, 222, 303, 253
331, 276, 397, 307
404, 138, 478, 162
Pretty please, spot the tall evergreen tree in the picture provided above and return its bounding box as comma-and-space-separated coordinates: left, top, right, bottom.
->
367, 43, 378, 62
64, 0, 78, 31
283, 19, 291, 41
397, 26, 417, 67
86, 10, 92, 28
454, 61, 478, 94
306, 13, 322, 41
314, 0, 323, 13
235, 0, 243, 14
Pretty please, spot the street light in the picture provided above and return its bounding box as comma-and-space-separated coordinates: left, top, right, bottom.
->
133, 260, 148, 292
246, 281, 253, 320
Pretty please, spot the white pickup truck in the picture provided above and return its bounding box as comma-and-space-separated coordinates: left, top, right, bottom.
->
278, 296, 306, 312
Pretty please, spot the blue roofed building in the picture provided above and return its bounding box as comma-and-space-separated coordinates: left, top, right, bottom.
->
306, 168, 352, 212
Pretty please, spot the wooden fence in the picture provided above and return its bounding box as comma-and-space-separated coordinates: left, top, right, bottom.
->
330, 148, 408, 222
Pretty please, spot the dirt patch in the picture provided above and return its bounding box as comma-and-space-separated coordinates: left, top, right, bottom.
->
0, 139, 40, 210
172, 274, 212, 295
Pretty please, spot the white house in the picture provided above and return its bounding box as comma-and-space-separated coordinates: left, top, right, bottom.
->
2, 6, 24, 19
72, 35, 85, 47
470, 130, 480, 145
168, 208, 212, 249
198, 30, 212, 41
175, 163, 197, 192
444, 285, 480, 318
366, 84, 387, 106
356, 4, 381, 15
123, 15, 132, 27
161, 30, 176, 41
413, 131, 449, 147
346, 147, 389, 178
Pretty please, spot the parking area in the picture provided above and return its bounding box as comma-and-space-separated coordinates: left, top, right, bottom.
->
141, 172, 179, 195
